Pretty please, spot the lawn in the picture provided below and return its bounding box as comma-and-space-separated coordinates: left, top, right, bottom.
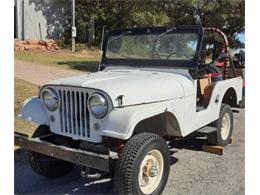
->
15, 50, 101, 72
14, 78, 39, 136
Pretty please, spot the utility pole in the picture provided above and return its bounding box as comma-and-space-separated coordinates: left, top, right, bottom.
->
71, 0, 76, 52
22, 0, 25, 40
88, 16, 95, 43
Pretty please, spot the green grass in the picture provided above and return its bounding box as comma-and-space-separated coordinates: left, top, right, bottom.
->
14, 78, 39, 136
15, 51, 101, 72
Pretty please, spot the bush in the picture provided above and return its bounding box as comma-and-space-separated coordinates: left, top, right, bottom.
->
75, 43, 87, 52
56, 38, 70, 49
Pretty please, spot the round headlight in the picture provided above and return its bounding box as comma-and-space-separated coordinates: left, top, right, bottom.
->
42, 88, 59, 111
89, 93, 108, 119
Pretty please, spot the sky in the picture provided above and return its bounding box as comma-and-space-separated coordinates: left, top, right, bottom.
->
237, 33, 245, 43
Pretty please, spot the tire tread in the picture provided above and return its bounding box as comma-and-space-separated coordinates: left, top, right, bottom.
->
114, 133, 169, 195
207, 104, 233, 146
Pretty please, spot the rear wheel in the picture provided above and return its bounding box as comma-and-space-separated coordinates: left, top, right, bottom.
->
207, 104, 233, 146
28, 125, 75, 179
239, 87, 245, 108
113, 133, 170, 195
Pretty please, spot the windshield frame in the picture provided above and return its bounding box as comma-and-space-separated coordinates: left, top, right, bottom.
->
101, 26, 203, 68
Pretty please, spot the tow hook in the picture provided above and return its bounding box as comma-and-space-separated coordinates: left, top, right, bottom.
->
80, 166, 104, 179
81, 166, 89, 177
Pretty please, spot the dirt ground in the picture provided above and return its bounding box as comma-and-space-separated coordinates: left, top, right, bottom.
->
163, 109, 245, 195
15, 60, 84, 86
14, 60, 244, 194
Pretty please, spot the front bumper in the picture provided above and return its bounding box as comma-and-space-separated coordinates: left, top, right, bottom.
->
14, 132, 117, 172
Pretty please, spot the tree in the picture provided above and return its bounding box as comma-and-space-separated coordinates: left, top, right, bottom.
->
65, 0, 244, 49
160, 0, 245, 48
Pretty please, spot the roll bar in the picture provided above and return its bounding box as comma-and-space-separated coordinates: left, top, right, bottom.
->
203, 27, 237, 79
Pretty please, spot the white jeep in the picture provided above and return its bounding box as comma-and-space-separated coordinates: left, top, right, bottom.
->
15, 26, 244, 195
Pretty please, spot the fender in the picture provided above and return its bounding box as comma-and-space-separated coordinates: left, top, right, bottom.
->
19, 96, 49, 125
219, 77, 243, 105
191, 76, 243, 133
99, 100, 182, 140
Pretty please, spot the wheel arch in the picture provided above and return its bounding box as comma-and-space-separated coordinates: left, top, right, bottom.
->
221, 87, 238, 107
133, 111, 182, 137
101, 101, 184, 140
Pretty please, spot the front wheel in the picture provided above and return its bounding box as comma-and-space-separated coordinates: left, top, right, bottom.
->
28, 125, 75, 179
113, 133, 171, 195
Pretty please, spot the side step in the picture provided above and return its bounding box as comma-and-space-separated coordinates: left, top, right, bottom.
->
197, 126, 217, 134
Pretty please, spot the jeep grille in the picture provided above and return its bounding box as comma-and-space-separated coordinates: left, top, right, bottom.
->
58, 89, 90, 137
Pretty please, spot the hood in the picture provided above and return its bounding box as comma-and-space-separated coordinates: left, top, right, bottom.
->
47, 69, 194, 107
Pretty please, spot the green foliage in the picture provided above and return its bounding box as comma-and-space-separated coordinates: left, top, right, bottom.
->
65, 0, 244, 49
56, 37, 68, 48
75, 43, 88, 52
132, 11, 170, 27
120, 36, 150, 58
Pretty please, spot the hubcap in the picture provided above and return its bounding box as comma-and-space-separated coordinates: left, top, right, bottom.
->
220, 113, 231, 140
138, 150, 164, 194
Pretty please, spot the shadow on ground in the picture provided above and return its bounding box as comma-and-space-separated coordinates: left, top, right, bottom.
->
57, 60, 99, 72
15, 149, 113, 194
168, 135, 208, 152
14, 135, 207, 194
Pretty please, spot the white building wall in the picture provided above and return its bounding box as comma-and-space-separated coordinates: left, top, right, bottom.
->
16, 0, 70, 40
15, 0, 23, 39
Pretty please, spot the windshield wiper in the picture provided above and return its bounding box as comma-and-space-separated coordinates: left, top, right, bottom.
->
109, 30, 132, 42
150, 28, 176, 59
153, 27, 176, 41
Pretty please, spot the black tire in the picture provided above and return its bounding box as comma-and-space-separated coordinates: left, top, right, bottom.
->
239, 87, 245, 108
28, 125, 75, 179
207, 104, 233, 146
239, 95, 245, 109
113, 133, 170, 195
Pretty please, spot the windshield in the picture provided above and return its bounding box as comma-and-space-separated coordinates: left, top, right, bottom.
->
106, 32, 199, 60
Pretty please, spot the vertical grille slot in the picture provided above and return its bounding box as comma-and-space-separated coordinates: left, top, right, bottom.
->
70, 91, 74, 134
81, 92, 85, 137
58, 90, 63, 132
58, 88, 90, 138
84, 92, 90, 137
73, 91, 77, 135
75, 91, 80, 136
67, 91, 72, 133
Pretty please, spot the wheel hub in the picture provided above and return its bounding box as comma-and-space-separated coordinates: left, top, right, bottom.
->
143, 159, 159, 177
150, 165, 159, 177
138, 150, 164, 194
